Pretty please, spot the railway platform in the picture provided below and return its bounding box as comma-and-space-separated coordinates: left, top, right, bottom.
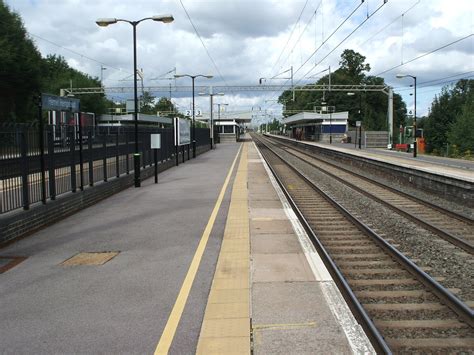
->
0, 140, 371, 353
268, 134, 474, 182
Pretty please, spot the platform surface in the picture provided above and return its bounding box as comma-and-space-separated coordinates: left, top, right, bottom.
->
0, 140, 372, 354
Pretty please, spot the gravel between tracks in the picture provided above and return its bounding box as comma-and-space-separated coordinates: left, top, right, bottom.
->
272, 144, 474, 305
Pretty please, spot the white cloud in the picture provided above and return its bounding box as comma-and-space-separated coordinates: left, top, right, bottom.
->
6, 0, 474, 117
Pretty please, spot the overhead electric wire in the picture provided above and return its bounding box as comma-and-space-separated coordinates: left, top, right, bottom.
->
299, 0, 388, 83
278, 0, 322, 70
263, 0, 365, 110
178, 0, 228, 86
268, 0, 311, 77
394, 71, 474, 91
375, 34, 473, 76
30, 33, 129, 73
359, 0, 420, 47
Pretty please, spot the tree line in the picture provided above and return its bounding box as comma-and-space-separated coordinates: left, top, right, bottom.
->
420, 79, 473, 157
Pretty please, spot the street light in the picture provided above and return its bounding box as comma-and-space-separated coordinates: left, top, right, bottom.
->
396, 73, 417, 157
174, 74, 213, 158
199, 90, 224, 149
96, 14, 174, 187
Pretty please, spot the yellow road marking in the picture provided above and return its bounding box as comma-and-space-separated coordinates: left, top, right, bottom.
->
154, 144, 243, 355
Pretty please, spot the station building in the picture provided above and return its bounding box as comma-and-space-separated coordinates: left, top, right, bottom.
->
199, 111, 252, 143
282, 111, 349, 142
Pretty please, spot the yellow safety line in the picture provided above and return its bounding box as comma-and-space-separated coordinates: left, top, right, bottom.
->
154, 144, 243, 355
195, 143, 250, 354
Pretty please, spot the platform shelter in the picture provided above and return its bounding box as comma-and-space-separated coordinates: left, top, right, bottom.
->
283, 111, 348, 142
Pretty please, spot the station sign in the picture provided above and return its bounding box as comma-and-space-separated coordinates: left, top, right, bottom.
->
356, 121, 362, 127
42, 93, 80, 112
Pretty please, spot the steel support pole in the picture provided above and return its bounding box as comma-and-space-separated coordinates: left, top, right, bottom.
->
413, 76, 417, 158
192, 77, 196, 158
133, 23, 141, 187
388, 88, 394, 148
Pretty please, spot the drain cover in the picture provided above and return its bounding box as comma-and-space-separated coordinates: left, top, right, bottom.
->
61, 252, 119, 266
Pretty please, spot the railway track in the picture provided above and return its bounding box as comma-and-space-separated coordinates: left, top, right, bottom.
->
252, 134, 474, 354
264, 135, 474, 255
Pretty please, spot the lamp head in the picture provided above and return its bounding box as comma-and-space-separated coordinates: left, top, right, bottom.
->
152, 14, 174, 23
396, 74, 406, 78
347, 92, 355, 96
96, 18, 117, 27
203, 75, 213, 79
174, 74, 185, 78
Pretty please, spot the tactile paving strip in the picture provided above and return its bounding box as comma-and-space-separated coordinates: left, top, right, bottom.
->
196, 143, 250, 354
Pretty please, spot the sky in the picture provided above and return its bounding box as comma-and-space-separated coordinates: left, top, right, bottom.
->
6, 0, 474, 123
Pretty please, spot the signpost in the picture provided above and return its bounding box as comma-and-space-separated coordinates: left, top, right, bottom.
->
151, 134, 161, 183
356, 120, 362, 149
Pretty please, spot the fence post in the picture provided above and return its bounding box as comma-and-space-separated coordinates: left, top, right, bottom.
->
116, 130, 120, 178
47, 127, 56, 200
103, 134, 107, 182
125, 130, 130, 174
20, 128, 30, 210
78, 111, 84, 191
37, 97, 47, 204
69, 127, 76, 193
88, 129, 94, 186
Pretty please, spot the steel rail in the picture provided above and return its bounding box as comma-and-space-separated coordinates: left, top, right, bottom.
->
265, 136, 474, 254
268, 135, 474, 225
253, 136, 392, 354
254, 134, 474, 328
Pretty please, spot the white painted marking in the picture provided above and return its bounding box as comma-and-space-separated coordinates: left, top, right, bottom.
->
253, 141, 376, 355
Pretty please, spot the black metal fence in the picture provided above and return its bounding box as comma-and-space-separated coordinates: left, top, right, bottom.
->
0, 124, 210, 214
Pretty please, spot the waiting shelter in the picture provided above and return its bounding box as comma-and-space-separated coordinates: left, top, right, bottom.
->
282, 111, 348, 142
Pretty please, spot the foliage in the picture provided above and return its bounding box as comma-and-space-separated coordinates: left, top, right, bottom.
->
446, 85, 474, 156
42, 55, 110, 115
278, 49, 407, 135
0, 3, 112, 122
0, 1, 43, 123
423, 79, 473, 155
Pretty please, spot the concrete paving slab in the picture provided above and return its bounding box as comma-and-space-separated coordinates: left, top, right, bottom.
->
252, 253, 316, 282
251, 234, 301, 254
252, 282, 337, 324
250, 208, 287, 220
250, 219, 295, 234
248, 199, 284, 209
253, 327, 352, 355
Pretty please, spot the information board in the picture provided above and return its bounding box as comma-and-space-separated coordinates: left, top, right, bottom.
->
151, 134, 161, 149
174, 118, 191, 146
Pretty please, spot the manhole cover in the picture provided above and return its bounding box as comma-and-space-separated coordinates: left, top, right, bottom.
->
61, 252, 119, 266
0, 256, 27, 274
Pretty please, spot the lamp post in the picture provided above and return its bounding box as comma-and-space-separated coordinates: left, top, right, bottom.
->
396, 74, 417, 157
174, 74, 213, 158
96, 14, 174, 187
199, 89, 224, 149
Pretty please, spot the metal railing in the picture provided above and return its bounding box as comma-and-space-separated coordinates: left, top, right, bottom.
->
0, 124, 210, 213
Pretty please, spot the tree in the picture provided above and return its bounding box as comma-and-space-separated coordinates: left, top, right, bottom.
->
0, 1, 43, 123
42, 54, 109, 115
447, 87, 474, 155
279, 49, 406, 134
424, 79, 473, 154
339, 49, 371, 83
